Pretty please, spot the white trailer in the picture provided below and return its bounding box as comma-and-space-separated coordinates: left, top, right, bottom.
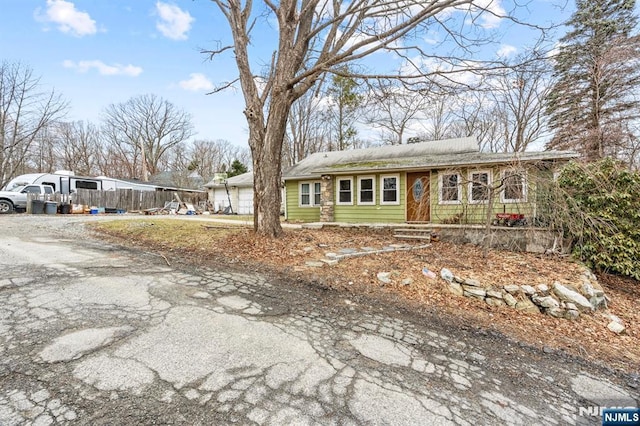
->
3, 171, 160, 194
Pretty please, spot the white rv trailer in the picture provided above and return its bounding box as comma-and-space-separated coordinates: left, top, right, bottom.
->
3, 171, 166, 194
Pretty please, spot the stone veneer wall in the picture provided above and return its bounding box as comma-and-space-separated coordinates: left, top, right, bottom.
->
320, 175, 334, 223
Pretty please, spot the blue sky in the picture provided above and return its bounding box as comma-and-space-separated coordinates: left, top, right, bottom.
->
1, 0, 249, 145
0, 0, 580, 148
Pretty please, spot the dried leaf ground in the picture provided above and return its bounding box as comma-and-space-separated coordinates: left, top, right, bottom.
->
94, 219, 640, 374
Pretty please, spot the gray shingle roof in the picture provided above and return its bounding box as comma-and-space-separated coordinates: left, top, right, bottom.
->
283, 137, 478, 179
204, 171, 254, 188
283, 137, 578, 179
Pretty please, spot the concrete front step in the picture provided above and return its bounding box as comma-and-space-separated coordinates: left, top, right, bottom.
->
394, 227, 433, 241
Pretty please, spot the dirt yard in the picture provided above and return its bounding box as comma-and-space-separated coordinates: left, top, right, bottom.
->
93, 218, 640, 374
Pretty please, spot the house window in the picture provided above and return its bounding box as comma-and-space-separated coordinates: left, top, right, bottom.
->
502, 170, 527, 203
380, 175, 400, 205
439, 173, 461, 204
300, 181, 321, 207
314, 182, 321, 206
358, 176, 375, 205
337, 177, 353, 205
469, 171, 491, 203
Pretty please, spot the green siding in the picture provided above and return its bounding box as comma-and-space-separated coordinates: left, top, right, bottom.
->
286, 166, 542, 224
334, 173, 405, 223
430, 167, 536, 225
285, 180, 320, 222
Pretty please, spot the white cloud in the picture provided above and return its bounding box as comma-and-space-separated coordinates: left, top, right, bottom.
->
63, 60, 143, 77
35, 0, 97, 37
155, 2, 194, 40
497, 44, 517, 58
461, 0, 506, 29
476, 0, 506, 29
179, 73, 214, 91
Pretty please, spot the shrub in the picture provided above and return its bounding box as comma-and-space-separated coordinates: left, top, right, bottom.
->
555, 158, 640, 279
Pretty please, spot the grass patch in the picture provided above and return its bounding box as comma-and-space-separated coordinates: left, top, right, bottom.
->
92, 218, 243, 250
208, 214, 255, 222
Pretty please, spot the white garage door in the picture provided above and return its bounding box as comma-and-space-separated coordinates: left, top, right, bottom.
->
213, 188, 231, 212
237, 188, 254, 215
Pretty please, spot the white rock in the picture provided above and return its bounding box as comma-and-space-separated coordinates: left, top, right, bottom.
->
607, 321, 626, 334
503, 285, 520, 294
580, 280, 595, 298
605, 313, 623, 324
440, 268, 454, 283
552, 282, 593, 312
532, 295, 560, 309
463, 278, 482, 287
536, 284, 549, 295
521, 285, 536, 296
463, 287, 486, 299
503, 293, 518, 307
377, 272, 392, 284
486, 289, 503, 299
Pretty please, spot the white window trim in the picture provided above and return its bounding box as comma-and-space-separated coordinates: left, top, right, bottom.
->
357, 175, 376, 205
313, 181, 322, 206
299, 181, 321, 207
380, 174, 400, 205
438, 172, 462, 205
500, 170, 528, 203
336, 177, 354, 206
468, 170, 492, 204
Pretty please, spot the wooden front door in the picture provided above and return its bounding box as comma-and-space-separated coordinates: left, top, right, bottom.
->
406, 172, 430, 222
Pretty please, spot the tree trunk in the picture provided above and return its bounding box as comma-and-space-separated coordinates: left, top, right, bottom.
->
248, 92, 290, 238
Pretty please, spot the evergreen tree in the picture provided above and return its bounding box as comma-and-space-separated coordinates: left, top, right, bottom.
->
227, 159, 248, 178
325, 67, 364, 151
546, 0, 640, 162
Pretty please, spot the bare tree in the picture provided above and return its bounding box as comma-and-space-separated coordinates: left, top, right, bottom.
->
53, 121, 100, 175
101, 94, 194, 181
0, 61, 67, 187
98, 124, 141, 179
419, 91, 461, 142
204, 0, 550, 236
27, 124, 57, 173
490, 52, 552, 153
188, 139, 250, 180
365, 80, 429, 145
285, 90, 331, 165
446, 92, 502, 152
412, 91, 501, 151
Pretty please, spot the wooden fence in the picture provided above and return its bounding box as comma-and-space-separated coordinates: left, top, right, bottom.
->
71, 189, 206, 211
